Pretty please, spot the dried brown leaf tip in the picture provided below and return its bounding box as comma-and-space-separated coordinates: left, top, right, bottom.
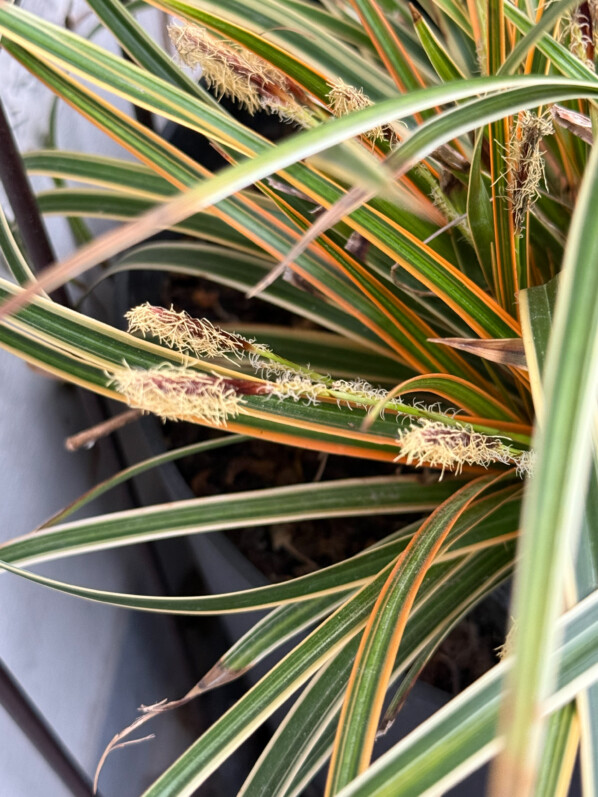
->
396, 418, 532, 478
507, 111, 553, 236
430, 337, 527, 369
168, 23, 312, 125
108, 364, 266, 426
551, 104, 593, 145
126, 302, 252, 360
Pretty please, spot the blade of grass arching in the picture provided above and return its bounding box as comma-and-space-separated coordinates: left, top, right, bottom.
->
218, 503, 477, 687
39, 435, 250, 528
25, 150, 180, 199
5, 23, 598, 352
5, 555, 393, 797
106, 242, 399, 357
0, 475, 459, 572
2, 19, 591, 339
325, 474, 496, 794
127, 561, 410, 797
488, 130, 598, 797
533, 703, 579, 797
520, 273, 598, 797
252, 79, 598, 341
29, 162, 407, 353
391, 373, 521, 421
0, 63, 468, 372
139, 504, 520, 797
332, 588, 598, 797
0, 490, 522, 617
207, 595, 348, 691
0, 539, 402, 614
242, 539, 517, 797
0, 14, 436, 374
11, 51, 431, 368
0, 204, 41, 288
4, 43, 447, 369
3, 506, 518, 797
30, 147, 428, 258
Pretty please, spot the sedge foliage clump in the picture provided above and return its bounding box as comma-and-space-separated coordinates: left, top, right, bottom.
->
0, 2, 596, 797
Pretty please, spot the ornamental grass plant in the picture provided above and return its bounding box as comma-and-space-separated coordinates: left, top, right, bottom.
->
0, 0, 597, 795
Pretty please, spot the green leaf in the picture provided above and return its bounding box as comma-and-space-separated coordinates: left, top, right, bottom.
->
332, 589, 598, 797
411, 5, 466, 82
520, 272, 598, 797
533, 703, 578, 797
0, 204, 40, 288
491, 123, 598, 795
519, 274, 559, 413
504, 0, 598, 82
39, 435, 249, 528
84, 0, 212, 101
0, 476, 459, 574
349, 0, 427, 95
326, 474, 496, 793
242, 538, 517, 797
466, 132, 494, 288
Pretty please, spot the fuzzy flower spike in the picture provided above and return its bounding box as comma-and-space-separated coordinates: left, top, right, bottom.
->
168, 23, 312, 125
125, 303, 255, 360
397, 418, 533, 478
507, 111, 553, 235
108, 364, 267, 426
327, 77, 392, 143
